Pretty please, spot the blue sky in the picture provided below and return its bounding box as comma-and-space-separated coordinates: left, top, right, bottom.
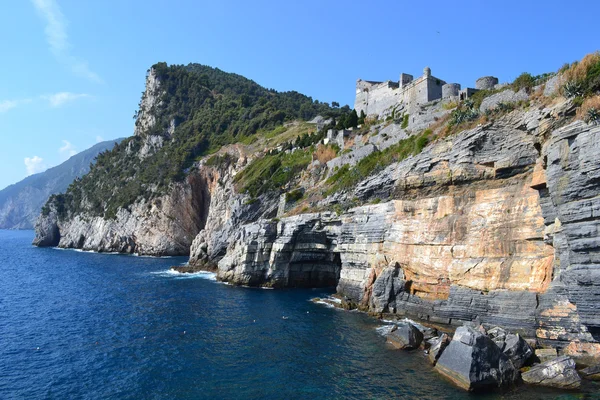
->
1, 0, 599, 190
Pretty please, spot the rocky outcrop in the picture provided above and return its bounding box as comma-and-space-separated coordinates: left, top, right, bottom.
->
217, 213, 341, 287
188, 148, 279, 269
32, 208, 60, 247
36, 173, 208, 256
207, 102, 600, 358
521, 356, 581, 389
534, 120, 600, 361
435, 325, 517, 391
488, 327, 534, 369
385, 321, 424, 349
479, 88, 529, 112
427, 333, 450, 365
580, 364, 600, 381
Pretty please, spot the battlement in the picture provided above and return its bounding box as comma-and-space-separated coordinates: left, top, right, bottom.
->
355, 67, 498, 118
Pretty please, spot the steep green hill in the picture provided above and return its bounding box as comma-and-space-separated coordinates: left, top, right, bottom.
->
45, 62, 343, 219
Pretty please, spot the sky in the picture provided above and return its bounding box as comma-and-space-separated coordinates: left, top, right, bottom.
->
1, 0, 599, 190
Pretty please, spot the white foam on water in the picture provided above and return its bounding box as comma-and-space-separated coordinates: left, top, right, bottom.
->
150, 269, 217, 280
313, 299, 336, 308
375, 325, 395, 336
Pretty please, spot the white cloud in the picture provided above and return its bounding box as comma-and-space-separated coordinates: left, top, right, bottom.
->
59, 140, 77, 158
0, 99, 33, 113
42, 92, 90, 107
24, 156, 47, 175
95, 135, 104, 143
0, 100, 19, 113
31, 0, 103, 84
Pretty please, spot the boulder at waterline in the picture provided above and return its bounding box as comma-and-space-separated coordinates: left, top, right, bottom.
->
385, 322, 424, 350
521, 356, 581, 389
435, 325, 517, 391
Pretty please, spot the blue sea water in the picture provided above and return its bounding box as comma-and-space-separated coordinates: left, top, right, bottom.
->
0, 230, 596, 399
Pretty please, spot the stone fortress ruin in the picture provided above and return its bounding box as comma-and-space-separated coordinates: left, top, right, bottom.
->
355, 66, 500, 118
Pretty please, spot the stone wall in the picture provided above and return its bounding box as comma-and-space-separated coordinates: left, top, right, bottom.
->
354, 80, 401, 118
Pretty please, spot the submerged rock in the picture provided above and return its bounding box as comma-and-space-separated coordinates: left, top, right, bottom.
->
521, 356, 581, 389
435, 326, 517, 391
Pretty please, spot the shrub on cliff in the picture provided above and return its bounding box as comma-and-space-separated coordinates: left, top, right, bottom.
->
325, 129, 432, 194
561, 52, 600, 98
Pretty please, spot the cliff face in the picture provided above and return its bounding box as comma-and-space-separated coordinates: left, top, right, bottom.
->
31, 62, 600, 360
215, 100, 600, 358
34, 173, 208, 255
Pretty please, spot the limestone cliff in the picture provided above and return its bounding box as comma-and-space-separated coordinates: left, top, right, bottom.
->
33, 173, 207, 255
32, 59, 600, 362
213, 99, 600, 360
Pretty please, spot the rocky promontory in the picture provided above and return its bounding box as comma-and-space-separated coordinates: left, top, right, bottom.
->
33, 55, 600, 374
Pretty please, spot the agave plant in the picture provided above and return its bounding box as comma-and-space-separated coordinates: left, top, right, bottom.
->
586, 107, 600, 125
563, 80, 583, 98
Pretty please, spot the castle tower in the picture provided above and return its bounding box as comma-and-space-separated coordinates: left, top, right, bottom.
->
423, 67, 432, 77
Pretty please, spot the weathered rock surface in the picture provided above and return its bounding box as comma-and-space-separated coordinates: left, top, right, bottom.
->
427, 333, 450, 365
35, 174, 208, 256
580, 364, 600, 381
494, 332, 534, 369
32, 209, 60, 247
521, 356, 581, 389
217, 213, 341, 287
189, 149, 278, 268
385, 322, 423, 350
480, 88, 529, 112
535, 120, 600, 360
535, 348, 558, 364
435, 326, 517, 391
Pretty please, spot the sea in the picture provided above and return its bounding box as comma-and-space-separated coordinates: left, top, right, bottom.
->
0, 230, 596, 399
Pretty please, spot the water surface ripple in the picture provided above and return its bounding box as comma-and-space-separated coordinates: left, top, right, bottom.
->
0, 231, 596, 399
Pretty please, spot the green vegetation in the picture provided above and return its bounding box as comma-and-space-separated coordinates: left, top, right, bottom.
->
401, 114, 409, 129
562, 52, 600, 98
46, 62, 345, 219
235, 149, 312, 198
325, 129, 432, 194
334, 109, 359, 130
587, 107, 600, 124
449, 101, 479, 126
285, 189, 304, 203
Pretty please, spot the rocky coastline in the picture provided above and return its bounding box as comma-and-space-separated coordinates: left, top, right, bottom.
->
32, 59, 600, 392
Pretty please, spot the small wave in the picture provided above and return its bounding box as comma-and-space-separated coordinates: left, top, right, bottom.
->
375, 325, 396, 336
133, 253, 174, 259
311, 296, 342, 308
53, 247, 120, 254
150, 270, 217, 280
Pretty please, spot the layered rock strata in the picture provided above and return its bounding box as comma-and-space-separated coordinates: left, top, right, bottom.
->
215, 103, 600, 358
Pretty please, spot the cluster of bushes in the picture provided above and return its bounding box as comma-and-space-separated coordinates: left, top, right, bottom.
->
561, 52, 600, 124
449, 100, 479, 126
325, 129, 432, 194
561, 52, 600, 99
234, 148, 312, 198
511, 72, 554, 92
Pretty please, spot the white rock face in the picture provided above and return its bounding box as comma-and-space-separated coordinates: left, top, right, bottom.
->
134, 68, 162, 137
49, 175, 207, 256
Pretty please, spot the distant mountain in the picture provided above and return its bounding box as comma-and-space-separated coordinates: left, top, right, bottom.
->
0, 139, 124, 229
